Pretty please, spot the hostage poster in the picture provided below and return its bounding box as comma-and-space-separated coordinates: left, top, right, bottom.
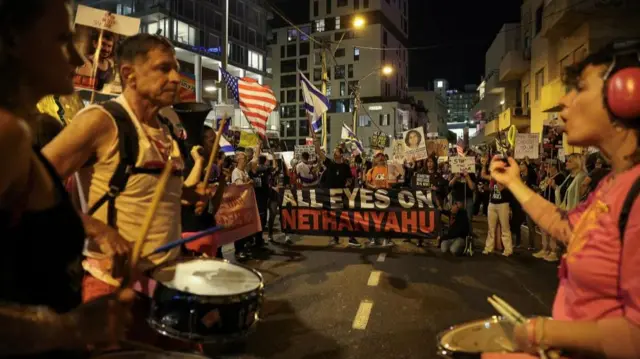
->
279, 188, 440, 239
73, 5, 140, 95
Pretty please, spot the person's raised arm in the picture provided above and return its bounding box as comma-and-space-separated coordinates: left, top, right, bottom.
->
491, 156, 572, 243
43, 108, 115, 179
313, 136, 326, 163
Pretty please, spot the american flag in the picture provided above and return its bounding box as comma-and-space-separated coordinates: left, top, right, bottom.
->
220, 68, 276, 136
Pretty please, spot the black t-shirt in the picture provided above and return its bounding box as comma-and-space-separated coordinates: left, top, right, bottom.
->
588, 168, 609, 193
321, 158, 352, 188
450, 173, 476, 201
489, 182, 512, 204
252, 165, 272, 198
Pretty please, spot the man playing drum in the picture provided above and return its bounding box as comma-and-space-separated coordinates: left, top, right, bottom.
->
43, 34, 208, 349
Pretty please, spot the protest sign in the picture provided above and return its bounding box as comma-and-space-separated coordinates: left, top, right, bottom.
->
514, 133, 540, 159
370, 132, 390, 148
178, 73, 196, 103
73, 5, 140, 95
450, 156, 475, 173
402, 127, 428, 161
279, 188, 440, 238
426, 139, 449, 157
295, 145, 317, 162
412, 173, 433, 189
212, 184, 262, 245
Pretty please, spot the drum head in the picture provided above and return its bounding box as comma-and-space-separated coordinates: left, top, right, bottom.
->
152, 258, 263, 296
92, 351, 208, 358
438, 317, 516, 354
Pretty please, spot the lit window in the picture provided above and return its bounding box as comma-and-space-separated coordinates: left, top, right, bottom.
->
336, 17, 341, 29
248, 50, 263, 71
437, 80, 444, 88
354, 47, 360, 61
315, 19, 325, 32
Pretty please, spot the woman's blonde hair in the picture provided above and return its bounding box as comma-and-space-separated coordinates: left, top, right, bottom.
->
568, 153, 587, 172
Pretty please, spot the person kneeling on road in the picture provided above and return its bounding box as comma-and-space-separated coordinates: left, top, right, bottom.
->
438, 200, 470, 255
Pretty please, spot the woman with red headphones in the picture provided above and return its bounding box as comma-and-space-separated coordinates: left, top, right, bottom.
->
490, 40, 640, 358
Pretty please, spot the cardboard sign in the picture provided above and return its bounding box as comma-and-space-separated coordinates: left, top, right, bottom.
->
402, 127, 428, 161
514, 133, 540, 159
449, 156, 476, 174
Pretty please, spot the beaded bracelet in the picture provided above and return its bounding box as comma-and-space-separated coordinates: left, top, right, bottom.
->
527, 318, 538, 348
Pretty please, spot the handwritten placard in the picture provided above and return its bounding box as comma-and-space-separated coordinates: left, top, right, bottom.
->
449, 156, 475, 174
514, 133, 540, 159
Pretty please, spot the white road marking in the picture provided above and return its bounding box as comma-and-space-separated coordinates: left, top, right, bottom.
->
367, 271, 382, 287
352, 300, 374, 330
377, 253, 386, 262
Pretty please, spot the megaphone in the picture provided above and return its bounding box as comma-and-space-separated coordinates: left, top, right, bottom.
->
172, 102, 212, 149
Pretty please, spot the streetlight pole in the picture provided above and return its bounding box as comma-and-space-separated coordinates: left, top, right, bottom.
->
321, 47, 328, 151
221, 0, 229, 103
352, 84, 360, 136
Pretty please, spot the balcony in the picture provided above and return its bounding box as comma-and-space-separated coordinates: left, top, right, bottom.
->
499, 49, 530, 82
485, 69, 504, 94
541, 78, 567, 112
484, 107, 530, 136
541, 0, 638, 38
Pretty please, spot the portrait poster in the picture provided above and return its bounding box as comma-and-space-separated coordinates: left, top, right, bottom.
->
390, 140, 405, 163
73, 5, 141, 95
402, 127, 428, 161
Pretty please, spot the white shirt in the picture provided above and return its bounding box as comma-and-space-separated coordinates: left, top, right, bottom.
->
296, 161, 317, 187
232, 167, 250, 184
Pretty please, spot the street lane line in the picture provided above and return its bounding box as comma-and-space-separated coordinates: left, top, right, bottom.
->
352, 300, 374, 330
367, 271, 381, 286
377, 253, 386, 262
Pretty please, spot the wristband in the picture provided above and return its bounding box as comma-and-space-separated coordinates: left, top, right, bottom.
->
537, 317, 548, 350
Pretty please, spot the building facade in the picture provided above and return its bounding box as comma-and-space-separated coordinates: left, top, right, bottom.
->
497, 0, 640, 153
268, 0, 410, 151
76, 0, 280, 135
408, 88, 449, 137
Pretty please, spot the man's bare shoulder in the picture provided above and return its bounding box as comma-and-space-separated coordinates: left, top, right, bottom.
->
69, 106, 115, 132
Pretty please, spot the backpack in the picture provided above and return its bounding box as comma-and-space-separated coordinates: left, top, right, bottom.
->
86, 101, 187, 226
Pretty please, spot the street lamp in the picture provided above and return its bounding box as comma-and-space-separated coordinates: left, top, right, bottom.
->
351, 65, 395, 135
353, 16, 366, 29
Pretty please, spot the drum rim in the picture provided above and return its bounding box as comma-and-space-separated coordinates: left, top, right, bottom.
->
151, 257, 265, 298
436, 315, 507, 354
148, 315, 259, 344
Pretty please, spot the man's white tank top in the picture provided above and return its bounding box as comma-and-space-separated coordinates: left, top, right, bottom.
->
79, 95, 184, 285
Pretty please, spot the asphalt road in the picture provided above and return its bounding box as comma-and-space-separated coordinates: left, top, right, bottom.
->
202, 217, 559, 359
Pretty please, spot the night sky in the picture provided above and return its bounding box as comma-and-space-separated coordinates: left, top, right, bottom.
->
270, 0, 522, 90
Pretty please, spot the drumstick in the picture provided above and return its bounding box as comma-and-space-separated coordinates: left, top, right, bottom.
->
123, 158, 174, 287
143, 225, 226, 258
202, 116, 228, 188
492, 295, 526, 323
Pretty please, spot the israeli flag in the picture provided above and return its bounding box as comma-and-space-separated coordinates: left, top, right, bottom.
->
220, 136, 235, 155
299, 70, 330, 133
341, 123, 364, 154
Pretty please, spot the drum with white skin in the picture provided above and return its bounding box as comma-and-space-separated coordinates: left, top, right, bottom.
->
148, 258, 264, 343
437, 317, 517, 358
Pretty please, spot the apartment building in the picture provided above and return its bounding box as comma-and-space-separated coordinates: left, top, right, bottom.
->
502, 0, 640, 153
471, 23, 529, 145
408, 88, 449, 137
76, 0, 280, 134
268, 0, 410, 151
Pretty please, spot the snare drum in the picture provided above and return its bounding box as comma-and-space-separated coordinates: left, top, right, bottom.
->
437, 317, 517, 358
148, 258, 264, 343
92, 350, 209, 359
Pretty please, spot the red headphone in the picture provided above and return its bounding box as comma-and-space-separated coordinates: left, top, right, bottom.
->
604, 40, 640, 121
